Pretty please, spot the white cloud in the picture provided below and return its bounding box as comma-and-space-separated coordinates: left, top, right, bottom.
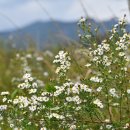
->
0, 0, 129, 31
68, 0, 129, 21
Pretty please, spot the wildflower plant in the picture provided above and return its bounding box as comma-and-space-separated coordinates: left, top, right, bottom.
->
78, 15, 130, 129
53, 50, 71, 78
0, 16, 130, 130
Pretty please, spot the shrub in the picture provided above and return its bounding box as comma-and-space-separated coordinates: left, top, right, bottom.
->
0, 16, 130, 130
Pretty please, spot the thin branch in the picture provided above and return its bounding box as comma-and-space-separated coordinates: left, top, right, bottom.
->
79, 0, 89, 17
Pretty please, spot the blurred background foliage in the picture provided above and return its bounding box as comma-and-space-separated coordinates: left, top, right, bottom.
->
0, 40, 90, 92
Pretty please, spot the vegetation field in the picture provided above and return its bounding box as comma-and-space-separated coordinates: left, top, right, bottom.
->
0, 16, 130, 130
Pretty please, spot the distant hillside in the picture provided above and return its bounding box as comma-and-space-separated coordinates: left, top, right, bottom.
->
0, 18, 129, 49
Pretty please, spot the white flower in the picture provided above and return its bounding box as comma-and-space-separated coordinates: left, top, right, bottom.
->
66, 97, 73, 102
75, 106, 81, 111
97, 48, 104, 55
53, 51, 71, 76
112, 103, 119, 106
32, 82, 38, 88
121, 67, 127, 72
124, 123, 129, 129
93, 99, 104, 108
73, 96, 81, 104
49, 113, 64, 119
127, 89, 130, 94
13, 99, 19, 104
13, 96, 30, 108
1, 91, 10, 96
40, 127, 47, 130
43, 72, 49, 77
29, 89, 37, 94
96, 87, 102, 92
0, 115, 3, 121
102, 55, 111, 66
39, 97, 49, 102
102, 43, 110, 51
36, 56, 43, 61
72, 86, 79, 94
78, 34, 81, 37
23, 73, 31, 80
106, 124, 113, 129
93, 57, 99, 62
109, 88, 118, 98
78, 17, 86, 24
2, 97, 7, 102
18, 82, 31, 89
29, 105, 37, 112
118, 52, 125, 57
14, 128, 22, 130
90, 76, 103, 83
0, 105, 7, 111
104, 119, 110, 123
26, 54, 32, 58
69, 125, 76, 130
85, 63, 91, 67
119, 17, 126, 25
41, 92, 50, 96
85, 34, 91, 38
10, 124, 14, 128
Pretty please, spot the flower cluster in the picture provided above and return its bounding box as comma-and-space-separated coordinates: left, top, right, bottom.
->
93, 99, 104, 108
53, 51, 71, 77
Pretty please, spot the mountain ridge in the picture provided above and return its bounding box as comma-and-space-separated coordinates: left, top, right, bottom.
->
0, 18, 128, 49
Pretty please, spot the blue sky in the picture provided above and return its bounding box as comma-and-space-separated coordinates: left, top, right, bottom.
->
0, 0, 129, 31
